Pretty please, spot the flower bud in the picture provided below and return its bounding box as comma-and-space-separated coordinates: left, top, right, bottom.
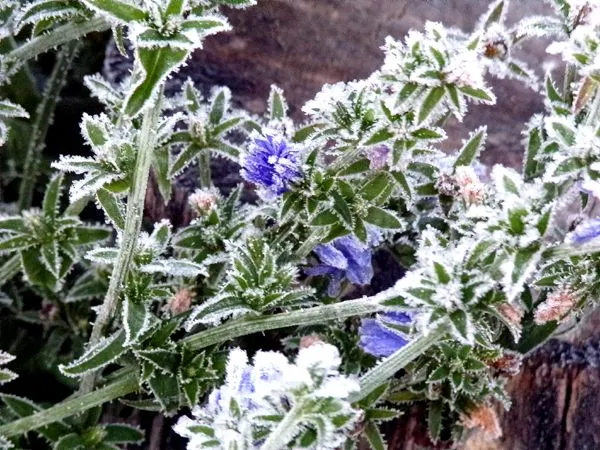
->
188, 189, 218, 216
454, 166, 485, 205
299, 334, 323, 349
168, 288, 194, 315
497, 303, 524, 326
534, 286, 579, 324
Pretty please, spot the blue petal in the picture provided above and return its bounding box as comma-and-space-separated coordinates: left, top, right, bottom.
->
381, 311, 412, 325
314, 243, 349, 270
359, 319, 409, 357
335, 235, 373, 285
570, 219, 600, 244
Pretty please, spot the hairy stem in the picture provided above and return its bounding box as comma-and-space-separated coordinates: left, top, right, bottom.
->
8, 17, 109, 67
81, 95, 163, 393
198, 151, 212, 187
352, 322, 448, 402
0, 372, 138, 438
0, 291, 399, 437
18, 41, 79, 210
259, 401, 304, 450
183, 294, 388, 350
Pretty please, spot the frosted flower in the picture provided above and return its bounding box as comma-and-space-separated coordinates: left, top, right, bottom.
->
445, 51, 486, 90
188, 189, 218, 215
455, 166, 485, 205
534, 286, 579, 324
306, 233, 377, 296
461, 404, 502, 440
241, 132, 302, 197
367, 145, 390, 169
567, 218, 600, 244
359, 312, 411, 358
174, 344, 360, 450
167, 288, 194, 315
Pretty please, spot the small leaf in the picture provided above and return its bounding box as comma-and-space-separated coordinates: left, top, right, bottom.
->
418, 87, 445, 123
103, 424, 145, 444
96, 189, 125, 229
123, 298, 152, 345
209, 87, 231, 124
268, 85, 287, 121
428, 400, 443, 442
83, 0, 146, 22
42, 174, 64, 219
364, 420, 386, 450
60, 332, 126, 377
453, 126, 486, 169
363, 207, 402, 229
124, 47, 188, 117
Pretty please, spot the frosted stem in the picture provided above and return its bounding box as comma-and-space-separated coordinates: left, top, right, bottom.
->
17, 41, 79, 210
80, 95, 163, 393
259, 401, 304, 450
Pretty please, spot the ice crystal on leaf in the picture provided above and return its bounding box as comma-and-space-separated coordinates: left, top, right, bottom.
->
174, 343, 360, 450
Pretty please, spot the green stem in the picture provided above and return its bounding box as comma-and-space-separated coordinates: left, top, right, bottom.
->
0, 255, 20, 288
81, 93, 163, 393
183, 295, 386, 350
17, 41, 79, 210
8, 17, 109, 67
198, 151, 212, 187
0, 372, 138, 438
352, 322, 448, 402
259, 401, 304, 450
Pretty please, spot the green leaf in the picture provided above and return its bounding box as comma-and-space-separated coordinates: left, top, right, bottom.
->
458, 85, 495, 103
363, 207, 402, 229
54, 433, 84, 450
123, 298, 151, 345
1, 394, 70, 441
545, 74, 564, 103
428, 365, 450, 382
268, 85, 287, 121
209, 87, 230, 124
147, 372, 180, 411
124, 47, 188, 117
365, 408, 399, 422
418, 87, 445, 123
428, 400, 443, 442
483, 0, 506, 28
0, 235, 35, 253
523, 126, 542, 180
364, 420, 386, 450
0, 217, 27, 234
135, 349, 180, 374
0, 369, 17, 385
43, 174, 64, 219
433, 262, 450, 284
72, 226, 111, 246
449, 310, 473, 344
60, 332, 126, 377
103, 424, 144, 444
411, 127, 444, 140
364, 128, 394, 145
170, 144, 204, 176
453, 126, 486, 169
83, 0, 146, 22
332, 191, 353, 230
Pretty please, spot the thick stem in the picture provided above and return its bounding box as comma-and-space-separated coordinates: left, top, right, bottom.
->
0, 372, 138, 438
352, 322, 448, 402
198, 151, 212, 187
8, 17, 109, 67
17, 41, 79, 210
259, 401, 304, 450
183, 294, 387, 350
81, 95, 163, 393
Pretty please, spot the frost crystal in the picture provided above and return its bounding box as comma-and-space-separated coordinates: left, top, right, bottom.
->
174, 344, 360, 449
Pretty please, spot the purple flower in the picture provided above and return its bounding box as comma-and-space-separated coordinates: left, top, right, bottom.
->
367, 145, 390, 170
569, 218, 600, 244
306, 234, 375, 296
241, 133, 302, 196
359, 312, 411, 358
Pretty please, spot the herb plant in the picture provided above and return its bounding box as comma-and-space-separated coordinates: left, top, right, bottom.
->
1, 0, 600, 448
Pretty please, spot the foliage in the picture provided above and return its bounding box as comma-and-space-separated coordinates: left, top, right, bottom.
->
1, 0, 600, 448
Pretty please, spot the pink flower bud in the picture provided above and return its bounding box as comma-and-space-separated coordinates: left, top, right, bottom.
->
188, 189, 218, 216
168, 288, 194, 315
454, 166, 485, 205
534, 286, 579, 324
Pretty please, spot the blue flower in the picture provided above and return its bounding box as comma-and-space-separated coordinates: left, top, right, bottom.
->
241, 133, 302, 196
569, 218, 600, 244
359, 312, 411, 358
306, 234, 375, 296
